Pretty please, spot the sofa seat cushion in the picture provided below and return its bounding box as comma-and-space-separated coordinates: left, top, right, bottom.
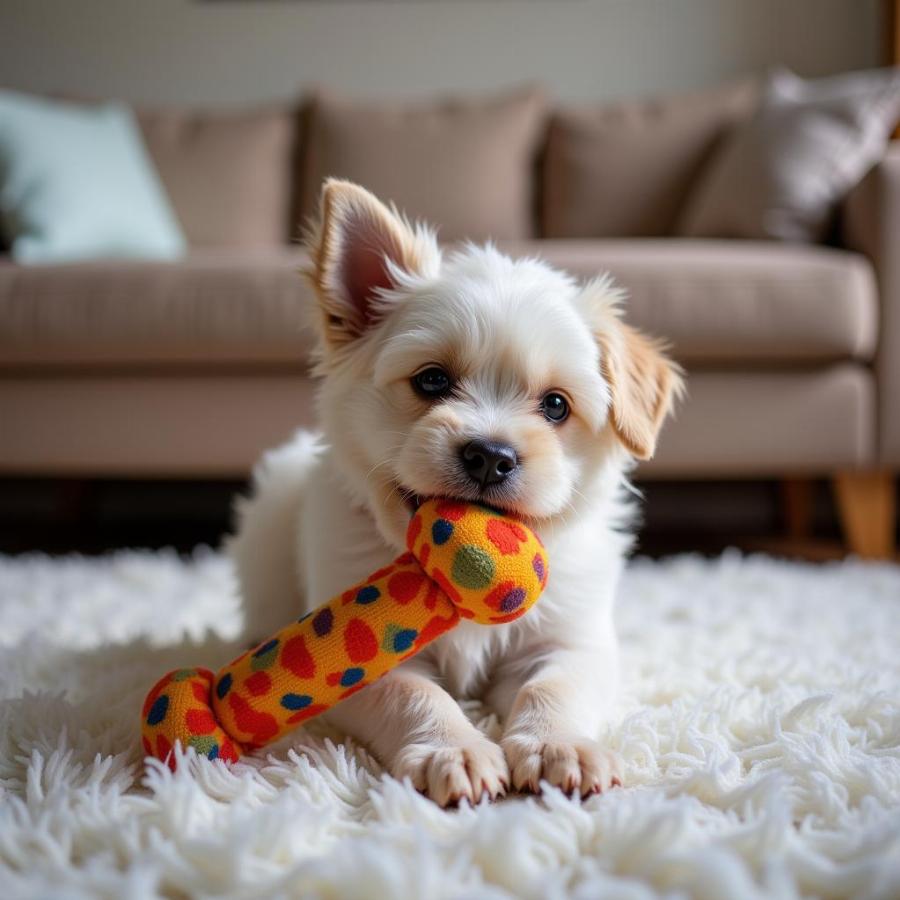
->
0, 240, 877, 370
0, 248, 315, 368
498, 239, 878, 365
639, 364, 874, 476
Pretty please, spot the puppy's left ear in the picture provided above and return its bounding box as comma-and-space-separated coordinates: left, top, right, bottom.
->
306, 179, 440, 349
583, 280, 685, 460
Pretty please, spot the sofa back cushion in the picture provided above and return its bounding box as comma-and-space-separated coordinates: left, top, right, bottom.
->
300, 87, 547, 242
542, 80, 758, 238
137, 106, 296, 248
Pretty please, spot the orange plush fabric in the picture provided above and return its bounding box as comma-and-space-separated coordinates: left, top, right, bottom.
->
141, 499, 548, 767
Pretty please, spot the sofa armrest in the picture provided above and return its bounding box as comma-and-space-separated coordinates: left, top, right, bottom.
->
842, 142, 900, 467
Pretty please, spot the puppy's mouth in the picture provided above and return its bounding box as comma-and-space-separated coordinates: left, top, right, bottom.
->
395, 483, 516, 518
398, 487, 426, 515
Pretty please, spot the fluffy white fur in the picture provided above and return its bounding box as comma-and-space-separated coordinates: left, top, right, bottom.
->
2, 550, 899, 897
228, 181, 681, 805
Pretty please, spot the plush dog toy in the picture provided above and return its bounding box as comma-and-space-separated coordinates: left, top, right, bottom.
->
141, 499, 548, 767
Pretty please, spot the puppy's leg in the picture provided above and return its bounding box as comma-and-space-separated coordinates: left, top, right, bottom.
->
326, 666, 508, 807
491, 640, 622, 797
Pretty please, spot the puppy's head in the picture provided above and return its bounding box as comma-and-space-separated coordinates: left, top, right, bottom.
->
306, 180, 683, 549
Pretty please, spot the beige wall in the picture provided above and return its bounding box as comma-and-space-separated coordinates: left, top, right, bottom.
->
0, 0, 884, 107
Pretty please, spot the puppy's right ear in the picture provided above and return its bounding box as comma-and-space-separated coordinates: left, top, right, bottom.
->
306, 179, 440, 349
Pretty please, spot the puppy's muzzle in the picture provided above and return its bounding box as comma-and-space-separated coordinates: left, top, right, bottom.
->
460, 439, 519, 489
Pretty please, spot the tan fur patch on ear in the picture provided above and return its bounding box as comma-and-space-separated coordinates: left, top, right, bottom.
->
598, 322, 685, 460
304, 179, 439, 349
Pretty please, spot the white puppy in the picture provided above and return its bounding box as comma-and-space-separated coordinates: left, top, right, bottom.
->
228, 180, 682, 806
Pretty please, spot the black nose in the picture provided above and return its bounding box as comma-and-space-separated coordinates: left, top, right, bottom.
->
460, 439, 519, 488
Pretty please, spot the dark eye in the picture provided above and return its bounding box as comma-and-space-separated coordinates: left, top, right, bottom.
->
540, 392, 569, 423
412, 366, 452, 399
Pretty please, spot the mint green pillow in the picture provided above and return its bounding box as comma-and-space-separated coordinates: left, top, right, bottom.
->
0, 91, 186, 264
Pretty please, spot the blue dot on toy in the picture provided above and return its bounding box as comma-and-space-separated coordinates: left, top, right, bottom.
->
281, 693, 313, 710
431, 519, 454, 545
147, 695, 169, 726
253, 638, 279, 657
216, 673, 233, 700
356, 586, 380, 605
341, 667, 365, 687
392, 628, 418, 652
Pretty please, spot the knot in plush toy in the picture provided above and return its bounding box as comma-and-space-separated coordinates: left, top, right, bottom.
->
141, 499, 548, 767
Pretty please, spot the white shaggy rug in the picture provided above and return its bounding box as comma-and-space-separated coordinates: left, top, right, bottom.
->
1, 549, 899, 899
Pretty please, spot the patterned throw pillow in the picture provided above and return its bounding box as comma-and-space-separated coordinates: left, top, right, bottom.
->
678, 67, 900, 242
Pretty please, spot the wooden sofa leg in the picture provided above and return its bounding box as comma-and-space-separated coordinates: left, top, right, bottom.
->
832, 471, 896, 560
781, 478, 814, 540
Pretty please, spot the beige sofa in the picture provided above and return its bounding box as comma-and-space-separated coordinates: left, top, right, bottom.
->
0, 85, 896, 557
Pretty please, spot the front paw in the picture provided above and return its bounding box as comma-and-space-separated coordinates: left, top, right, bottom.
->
501, 734, 622, 797
391, 737, 509, 807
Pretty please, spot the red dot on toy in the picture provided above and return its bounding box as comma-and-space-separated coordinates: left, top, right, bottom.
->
244, 671, 272, 696
281, 635, 316, 679
388, 570, 427, 604
486, 518, 528, 555
344, 618, 378, 663
186, 708, 217, 735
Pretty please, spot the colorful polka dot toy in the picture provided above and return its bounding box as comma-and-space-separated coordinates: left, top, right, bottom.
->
141, 499, 549, 767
